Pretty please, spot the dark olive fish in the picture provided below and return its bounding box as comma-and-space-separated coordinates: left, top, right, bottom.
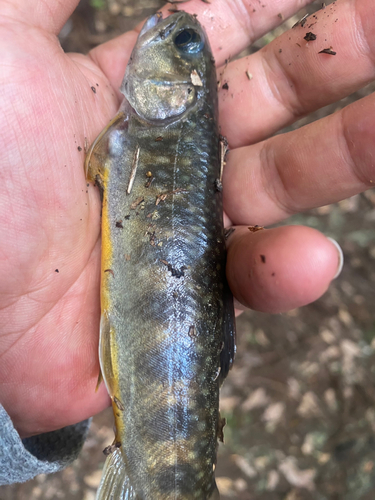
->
85, 11, 235, 500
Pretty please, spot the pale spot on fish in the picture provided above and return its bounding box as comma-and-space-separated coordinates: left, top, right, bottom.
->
191, 69, 203, 86
197, 420, 207, 431
154, 156, 170, 164
108, 130, 125, 157
179, 157, 191, 167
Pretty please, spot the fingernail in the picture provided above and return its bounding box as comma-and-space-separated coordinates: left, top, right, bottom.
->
327, 237, 344, 279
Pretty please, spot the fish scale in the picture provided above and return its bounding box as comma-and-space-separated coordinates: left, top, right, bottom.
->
86, 11, 235, 500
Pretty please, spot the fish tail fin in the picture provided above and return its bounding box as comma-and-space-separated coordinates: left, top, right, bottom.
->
96, 447, 138, 500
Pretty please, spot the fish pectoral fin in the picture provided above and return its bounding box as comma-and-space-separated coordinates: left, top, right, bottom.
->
96, 447, 138, 500
95, 369, 103, 392
85, 111, 127, 184
98, 311, 116, 399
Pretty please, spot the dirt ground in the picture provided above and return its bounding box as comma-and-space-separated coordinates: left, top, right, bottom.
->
1, 1, 375, 499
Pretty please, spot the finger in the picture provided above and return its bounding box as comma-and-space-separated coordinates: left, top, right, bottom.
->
223, 90, 375, 227
226, 225, 343, 314
0, 0, 79, 34
218, 0, 375, 147
89, 0, 314, 97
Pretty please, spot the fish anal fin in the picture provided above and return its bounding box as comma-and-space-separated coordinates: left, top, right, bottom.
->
96, 447, 138, 500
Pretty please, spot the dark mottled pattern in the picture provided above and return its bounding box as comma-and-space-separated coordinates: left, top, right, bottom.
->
98, 12, 235, 500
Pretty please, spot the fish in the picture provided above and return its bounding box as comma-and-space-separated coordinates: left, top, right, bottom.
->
85, 11, 235, 500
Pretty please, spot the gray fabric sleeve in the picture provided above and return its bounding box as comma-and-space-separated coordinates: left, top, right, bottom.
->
0, 405, 90, 485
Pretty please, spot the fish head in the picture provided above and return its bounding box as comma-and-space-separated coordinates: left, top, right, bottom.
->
121, 12, 215, 122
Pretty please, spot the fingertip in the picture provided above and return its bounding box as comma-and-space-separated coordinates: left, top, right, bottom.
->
327, 237, 344, 279
227, 225, 343, 314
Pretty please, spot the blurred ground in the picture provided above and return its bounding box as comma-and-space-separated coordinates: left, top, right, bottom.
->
1, 1, 375, 499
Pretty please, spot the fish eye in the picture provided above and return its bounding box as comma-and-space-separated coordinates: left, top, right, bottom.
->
174, 29, 204, 54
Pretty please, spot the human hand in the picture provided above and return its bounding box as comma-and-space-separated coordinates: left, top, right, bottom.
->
0, 0, 374, 438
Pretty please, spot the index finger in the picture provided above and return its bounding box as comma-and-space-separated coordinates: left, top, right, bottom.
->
218, 0, 375, 148
223, 91, 375, 226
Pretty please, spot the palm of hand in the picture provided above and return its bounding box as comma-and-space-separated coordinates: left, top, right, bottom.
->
0, 16, 116, 437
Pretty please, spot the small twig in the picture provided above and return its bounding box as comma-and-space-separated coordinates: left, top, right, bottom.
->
127, 145, 140, 194
220, 136, 229, 183
292, 13, 308, 28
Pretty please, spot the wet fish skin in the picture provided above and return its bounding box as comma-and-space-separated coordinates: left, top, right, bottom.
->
86, 11, 235, 500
